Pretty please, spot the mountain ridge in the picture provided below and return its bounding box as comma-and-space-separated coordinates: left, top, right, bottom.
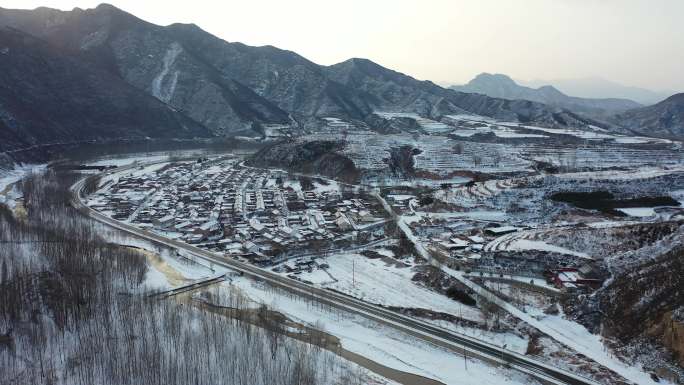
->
451, 73, 642, 117
1, 3, 681, 152
0, 4, 600, 141
326, 59, 597, 128
614, 93, 684, 139
522, 77, 674, 106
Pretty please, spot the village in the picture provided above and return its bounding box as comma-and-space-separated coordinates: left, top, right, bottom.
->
86, 158, 391, 267
84, 136, 683, 296
86, 156, 611, 292
78, 148, 684, 385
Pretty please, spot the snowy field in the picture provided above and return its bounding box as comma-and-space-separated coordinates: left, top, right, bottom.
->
616, 207, 656, 217
374, 111, 451, 134
85, 148, 236, 167
552, 166, 684, 181
87, 154, 171, 167
448, 124, 549, 139
231, 277, 541, 385
484, 231, 591, 259
0, 163, 45, 191
290, 253, 484, 323
131, 240, 540, 385
307, 131, 535, 175
0, 163, 45, 207
445, 113, 675, 145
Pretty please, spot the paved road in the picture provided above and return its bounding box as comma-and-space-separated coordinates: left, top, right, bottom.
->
147, 274, 227, 299
70, 167, 602, 385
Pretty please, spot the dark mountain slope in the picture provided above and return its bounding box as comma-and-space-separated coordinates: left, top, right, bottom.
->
596, 245, 684, 373
0, 4, 370, 131
451, 73, 641, 116
0, 27, 211, 153
0, 3, 621, 146
1, 5, 602, 132
165, 23, 373, 120
614, 93, 684, 139
0, 4, 293, 135
524, 77, 672, 106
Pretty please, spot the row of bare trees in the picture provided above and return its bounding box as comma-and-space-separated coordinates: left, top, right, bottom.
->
0, 170, 366, 385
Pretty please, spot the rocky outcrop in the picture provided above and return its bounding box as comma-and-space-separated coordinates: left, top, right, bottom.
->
595, 245, 684, 372
247, 140, 360, 183
652, 310, 684, 368
386, 146, 420, 178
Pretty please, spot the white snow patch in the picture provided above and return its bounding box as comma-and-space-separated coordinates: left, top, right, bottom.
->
313, 179, 340, 194
0, 164, 46, 207
152, 42, 182, 103
505, 239, 591, 259
616, 207, 656, 217
141, 261, 171, 290
515, 125, 617, 140
87, 154, 171, 167
296, 253, 484, 322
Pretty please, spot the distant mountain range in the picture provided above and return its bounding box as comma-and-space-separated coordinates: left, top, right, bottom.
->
324, 58, 595, 128
0, 3, 682, 154
521, 77, 674, 106
452, 74, 684, 139
450, 73, 642, 117
0, 4, 602, 153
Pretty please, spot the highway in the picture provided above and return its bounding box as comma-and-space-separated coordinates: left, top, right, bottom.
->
70, 166, 603, 385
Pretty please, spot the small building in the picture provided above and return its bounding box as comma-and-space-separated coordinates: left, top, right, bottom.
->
485, 226, 520, 236
437, 238, 469, 253
551, 268, 602, 292
249, 217, 265, 233
153, 214, 175, 228
336, 215, 353, 230
243, 241, 261, 254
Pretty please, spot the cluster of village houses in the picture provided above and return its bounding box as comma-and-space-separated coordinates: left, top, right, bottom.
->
429, 223, 601, 292
384, 194, 601, 292
87, 159, 602, 290
88, 159, 388, 265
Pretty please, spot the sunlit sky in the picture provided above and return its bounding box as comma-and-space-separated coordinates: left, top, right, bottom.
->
2, 0, 683, 91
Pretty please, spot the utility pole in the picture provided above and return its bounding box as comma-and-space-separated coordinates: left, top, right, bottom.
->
460, 305, 468, 370
352, 259, 355, 287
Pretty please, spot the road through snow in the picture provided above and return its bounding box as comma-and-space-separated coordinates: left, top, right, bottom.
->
441, 267, 669, 385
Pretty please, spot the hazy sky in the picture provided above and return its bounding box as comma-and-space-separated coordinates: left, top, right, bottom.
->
2, 0, 683, 91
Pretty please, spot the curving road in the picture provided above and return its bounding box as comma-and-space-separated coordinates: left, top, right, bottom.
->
70, 167, 603, 385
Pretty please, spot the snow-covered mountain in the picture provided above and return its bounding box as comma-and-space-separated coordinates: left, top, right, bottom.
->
1, 3, 682, 154
0, 3, 603, 154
